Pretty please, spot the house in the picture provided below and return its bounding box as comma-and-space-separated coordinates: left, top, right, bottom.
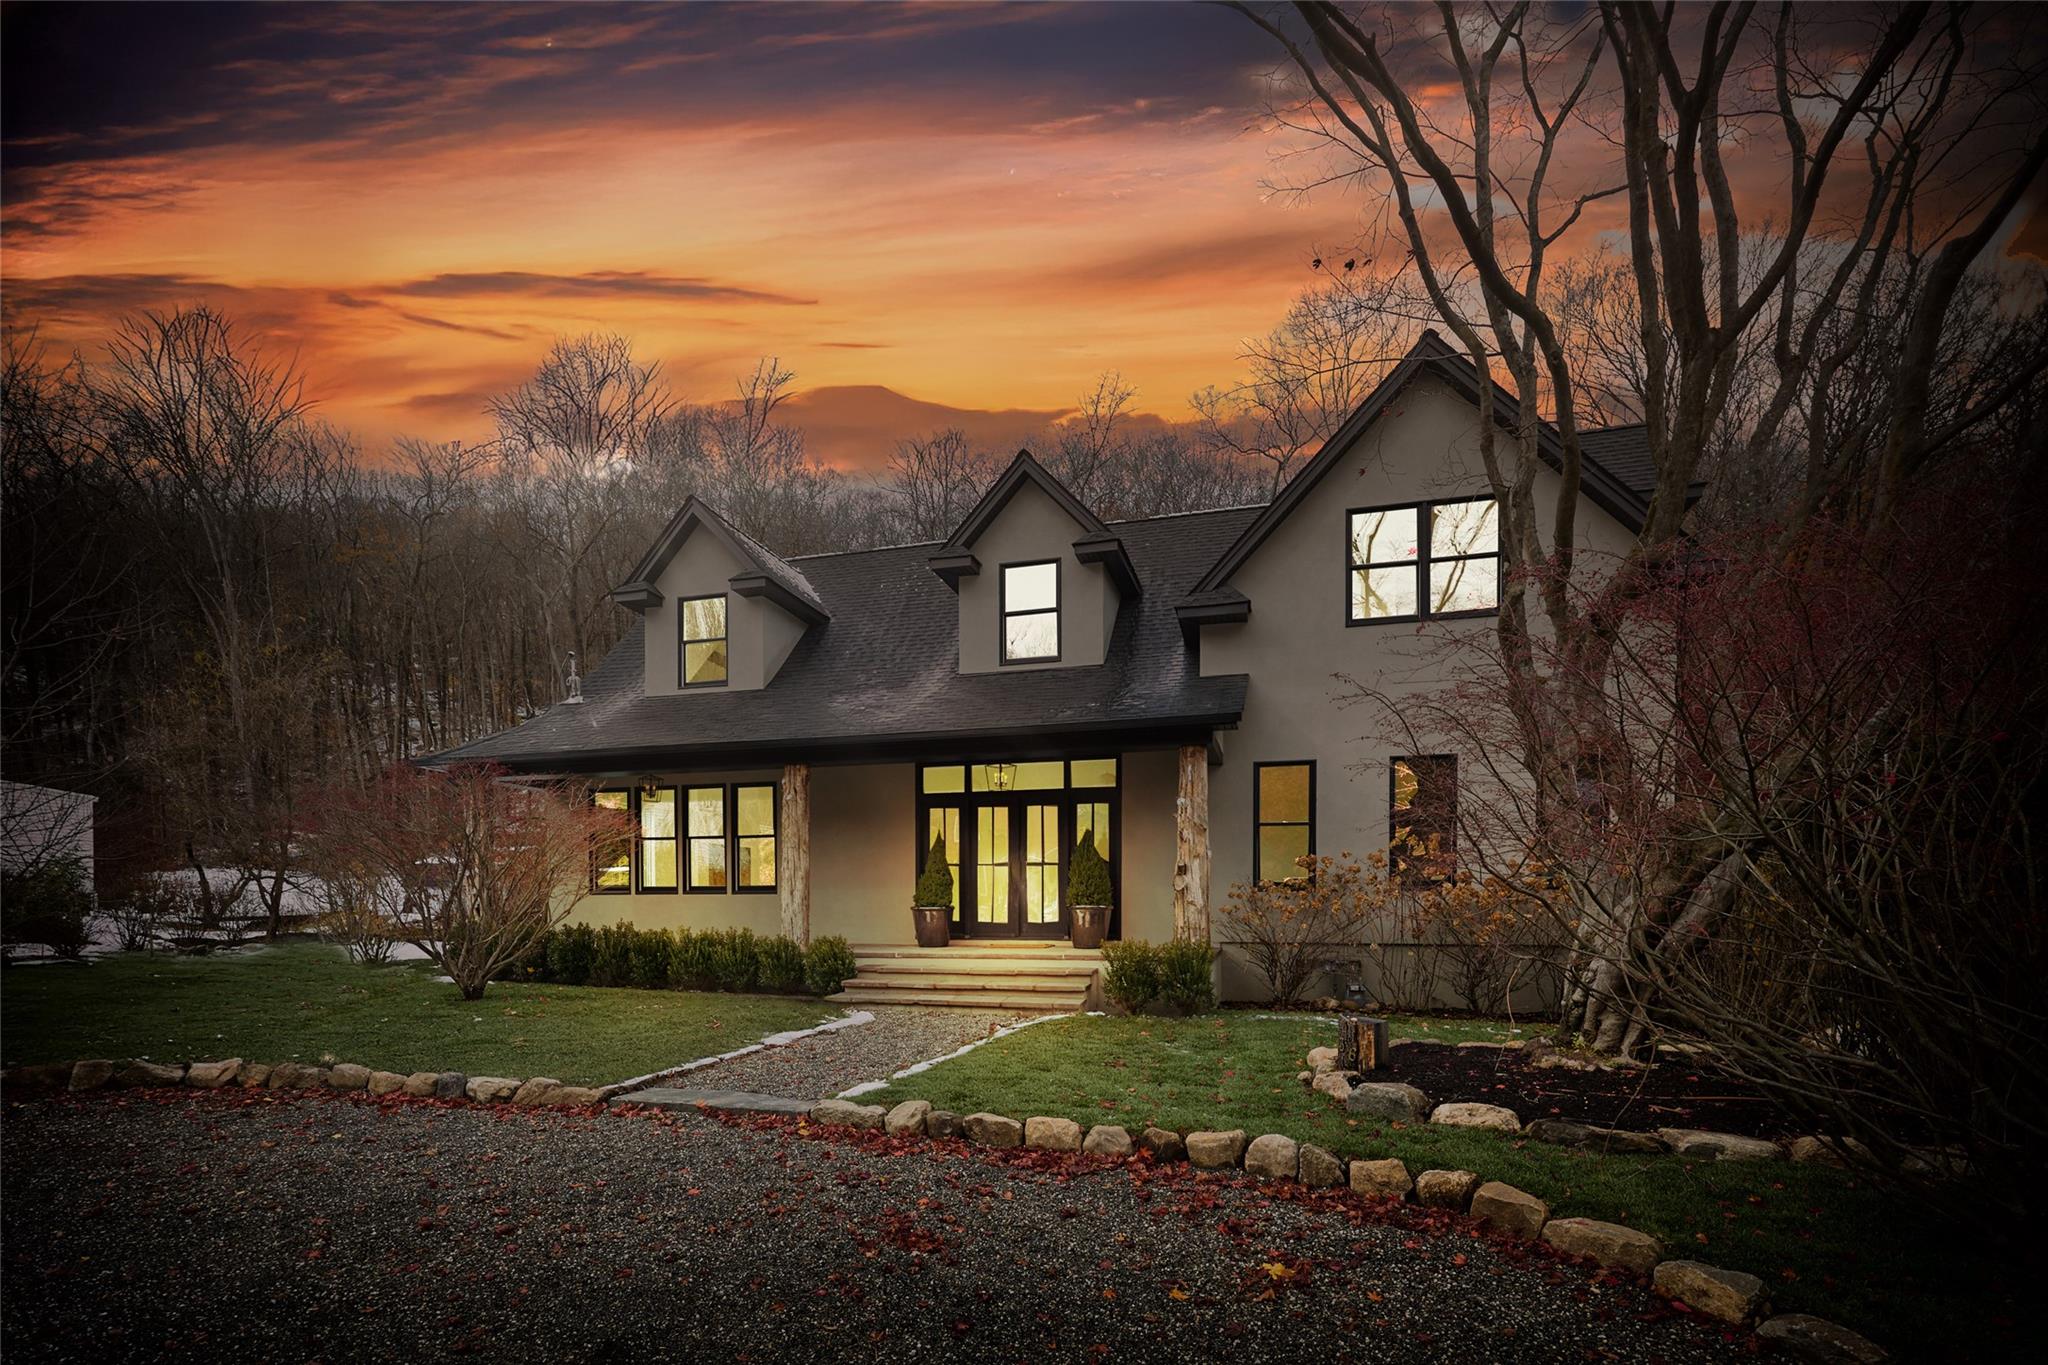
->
426, 334, 1651, 1007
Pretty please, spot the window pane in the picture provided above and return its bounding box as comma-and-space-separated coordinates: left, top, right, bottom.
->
1003, 562, 1058, 612
922, 765, 965, 794
1004, 611, 1058, 661
1391, 759, 1418, 812
595, 790, 630, 814
1069, 758, 1117, 788
1431, 556, 1499, 613
684, 640, 727, 685
689, 839, 727, 889
1351, 566, 1416, 620
686, 788, 725, 838
1258, 765, 1311, 823
1350, 507, 1419, 566
736, 784, 775, 837
641, 840, 677, 889
1076, 802, 1111, 858
597, 859, 631, 891
683, 596, 725, 642
640, 788, 676, 837
737, 836, 776, 888
1431, 499, 1497, 558
928, 809, 961, 911
1257, 825, 1311, 881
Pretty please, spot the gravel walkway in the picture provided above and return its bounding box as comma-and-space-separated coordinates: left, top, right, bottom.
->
1, 1089, 1755, 1364
684, 1005, 1038, 1099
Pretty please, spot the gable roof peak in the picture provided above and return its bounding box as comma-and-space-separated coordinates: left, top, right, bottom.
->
936, 447, 1110, 553
611, 495, 828, 623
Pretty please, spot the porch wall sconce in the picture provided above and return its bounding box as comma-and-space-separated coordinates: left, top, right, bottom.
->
637, 775, 664, 801
985, 761, 1016, 792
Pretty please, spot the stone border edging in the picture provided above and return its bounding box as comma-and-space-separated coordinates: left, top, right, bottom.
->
795, 1093, 1889, 1363
2, 1056, 608, 1108
834, 1011, 1071, 1099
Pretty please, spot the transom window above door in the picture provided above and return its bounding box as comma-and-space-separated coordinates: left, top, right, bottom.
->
1347, 497, 1500, 623
1000, 561, 1060, 663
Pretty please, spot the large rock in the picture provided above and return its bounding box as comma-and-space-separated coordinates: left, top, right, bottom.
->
545, 1085, 602, 1107
1471, 1181, 1549, 1237
963, 1112, 1022, 1148
184, 1059, 242, 1089
1431, 1102, 1521, 1133
1306, 1046, 1338, 1073
1542, 1217, 1662, 1274
1185, 1129, 1248, 1169
1658, 1128, 1783, 1162
884, 1100, 931, 1137
1787, 1136, 1868, 1168
326, 1063, 372, 1092
432, 1072, 468, 1101
810, 1099, 886, 1130
1297, 1143, 1344, 1188
1136, 1127, 1184, 1162
1414, 1169, 1481, 1210
270, 1063, 330, 1090
402, 1072, 438, 1097
113, 1059, 186, 1088
1524, 1119, 1667, 1154
511, 1077, 565, 1106
1345, 1082, 1431, 1122
236, 1062, 274, 1088
1311, 1070, 1353, 1103
927, 1109, 965, 1140
465, 1076, 519, 1104
366, 1070, 408, 1097
1653, 1260, 1766, 1323
1243, 1133, 1299, 1180
1083, 1125, 1133, 1158
1349, 1157, 1413, 1199
1756, 1314, 1889, 1363
1025, 1116, 1083, 1152
68, 1060, 115, 1091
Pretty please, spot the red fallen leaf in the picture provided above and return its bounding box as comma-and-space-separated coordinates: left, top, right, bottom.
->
1452, 1253, 1468, 1266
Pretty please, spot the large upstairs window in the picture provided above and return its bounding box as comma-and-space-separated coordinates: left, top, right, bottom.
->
680, 595, 728, 687
1348, 497, 1500, 623
1000, 561, 1060, 663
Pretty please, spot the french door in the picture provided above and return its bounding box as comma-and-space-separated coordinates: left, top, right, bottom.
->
924, 798, 1069, 939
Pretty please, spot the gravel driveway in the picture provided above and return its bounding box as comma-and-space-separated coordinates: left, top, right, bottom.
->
2, 1089, 1754, 1364
684, 1005, 1037, 1099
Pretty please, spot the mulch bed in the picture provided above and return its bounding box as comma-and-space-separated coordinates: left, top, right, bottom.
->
1376, 1042, 1788, 1138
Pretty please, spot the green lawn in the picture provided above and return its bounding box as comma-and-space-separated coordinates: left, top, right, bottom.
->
0, 944, 837, 1086
867, 1012, 2015, 1359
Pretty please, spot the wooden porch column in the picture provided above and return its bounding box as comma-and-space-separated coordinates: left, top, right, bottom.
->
1172, 744, 1210, 942
780, 763, 812, 947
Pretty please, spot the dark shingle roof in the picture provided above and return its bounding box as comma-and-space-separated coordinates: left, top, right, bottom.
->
428, 505, 1260, 772
1577, 423, 1654, 499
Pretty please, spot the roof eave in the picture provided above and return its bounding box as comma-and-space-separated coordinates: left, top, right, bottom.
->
730, 571, 829, 626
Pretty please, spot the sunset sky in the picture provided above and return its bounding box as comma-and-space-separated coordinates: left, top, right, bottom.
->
2, 1, 1376, 466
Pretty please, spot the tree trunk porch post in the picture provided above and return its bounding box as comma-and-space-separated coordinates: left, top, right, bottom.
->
780, 763, 811, 947
1173, 743, 1210, 942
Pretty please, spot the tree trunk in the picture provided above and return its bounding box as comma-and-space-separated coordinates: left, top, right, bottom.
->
780, 763, 811, 947
1173, 744, 1210, 942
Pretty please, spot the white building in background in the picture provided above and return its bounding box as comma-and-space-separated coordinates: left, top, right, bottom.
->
1, 779, 97, 885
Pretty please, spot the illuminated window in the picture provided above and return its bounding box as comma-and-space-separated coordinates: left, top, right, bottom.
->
685, 786, 728, 890
1348, 498, 1499, 622
1253, 763, 1313, 882
733, 783, 778, 892
638, 786, 677, 892
1391, 755, 1457, 876
592, 789, 632, 893
1000, 561, 1059, 662
680, 595, 728, 686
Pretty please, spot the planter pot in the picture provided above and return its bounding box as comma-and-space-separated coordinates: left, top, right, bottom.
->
1070, 904, 1110, 950
912, 906, 951, 948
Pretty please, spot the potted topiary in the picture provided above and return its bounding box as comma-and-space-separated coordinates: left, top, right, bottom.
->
913, 835, 953, 948
1066, 834, 1112, 950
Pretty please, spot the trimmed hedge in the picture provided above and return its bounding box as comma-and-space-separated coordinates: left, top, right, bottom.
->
1100, 937, 1215, 1014
525, 922, 849, 998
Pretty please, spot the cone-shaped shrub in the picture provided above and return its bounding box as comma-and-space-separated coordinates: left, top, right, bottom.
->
914, 835, 954, 908
1067, 834, 1112, 906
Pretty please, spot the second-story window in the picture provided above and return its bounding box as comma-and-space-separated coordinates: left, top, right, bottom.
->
1348, 497, 1499, 623
1001, 561, 1060, 663
680, 594, 728, 686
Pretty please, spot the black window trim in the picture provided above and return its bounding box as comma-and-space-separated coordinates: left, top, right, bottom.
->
591, 787, 635, 895
684, 784, 730, 892
1345, 495, 1501, 627
636, 784, 680, 894
912, 759, 1122, 938
678, 592, 730, 688
1252, 760, 1316, 883
1389, 753, 1458, 876
998, 559, 1062, 665
730, 780, 780, 895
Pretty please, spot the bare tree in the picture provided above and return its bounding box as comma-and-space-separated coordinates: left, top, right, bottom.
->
886, 428, 996, 541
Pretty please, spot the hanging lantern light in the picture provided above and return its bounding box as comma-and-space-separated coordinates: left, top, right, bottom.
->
638, 774, 663, 801
987, 761, 1016, 792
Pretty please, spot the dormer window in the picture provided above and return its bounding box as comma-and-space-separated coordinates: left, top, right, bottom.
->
1348, 496, 1499, 623
680, 594, 728, 686
1000, 561, 1060, 663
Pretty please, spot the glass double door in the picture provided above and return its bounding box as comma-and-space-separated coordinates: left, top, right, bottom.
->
937, 797, 1067, 939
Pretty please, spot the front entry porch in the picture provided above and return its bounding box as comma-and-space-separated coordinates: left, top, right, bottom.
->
827, 942, 1104, 1011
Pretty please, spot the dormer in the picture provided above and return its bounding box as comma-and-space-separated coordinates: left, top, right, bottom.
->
610, 498, 828, 695
928, 451, 1138, 674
